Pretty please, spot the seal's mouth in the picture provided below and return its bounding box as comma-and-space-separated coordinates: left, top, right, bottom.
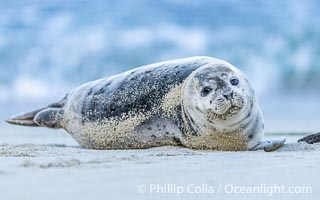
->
226, 106, 241, 115
207, 106, 242, 121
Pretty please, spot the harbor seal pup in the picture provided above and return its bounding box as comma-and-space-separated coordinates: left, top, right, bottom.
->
6, 56, 286, 151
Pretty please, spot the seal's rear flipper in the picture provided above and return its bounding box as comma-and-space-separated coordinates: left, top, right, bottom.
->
6, 119, 38, 126
6, 108, 64, 129
6, 94, 67, 128
34, 108, 64, 128
6, 108, 45, 126
298, 133, 320, 144
250, 138, 286, 152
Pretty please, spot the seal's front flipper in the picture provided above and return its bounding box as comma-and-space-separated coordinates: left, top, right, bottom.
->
250, 138, 286, 152
298, 133, 320, 144
34, 108, 64, 128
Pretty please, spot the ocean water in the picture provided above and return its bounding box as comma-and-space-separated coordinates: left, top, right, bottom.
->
0, 0, 319, 132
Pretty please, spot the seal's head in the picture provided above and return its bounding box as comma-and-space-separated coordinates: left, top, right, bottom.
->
182, 61, 254, 129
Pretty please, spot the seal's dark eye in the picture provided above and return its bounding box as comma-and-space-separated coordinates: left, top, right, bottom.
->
201, 86, 212, 97
230, 78, 239, 86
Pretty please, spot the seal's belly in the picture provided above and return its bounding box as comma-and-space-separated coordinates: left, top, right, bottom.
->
67, 115, 183, 149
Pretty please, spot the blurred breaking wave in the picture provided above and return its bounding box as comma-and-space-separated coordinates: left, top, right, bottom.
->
0, 0, 319, 131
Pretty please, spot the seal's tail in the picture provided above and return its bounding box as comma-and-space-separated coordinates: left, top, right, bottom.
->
5, 95, 67, 128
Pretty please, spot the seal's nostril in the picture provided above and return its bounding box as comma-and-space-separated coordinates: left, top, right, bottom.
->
223, 91, 234, 100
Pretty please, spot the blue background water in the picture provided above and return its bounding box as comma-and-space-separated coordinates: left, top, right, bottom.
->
0, 0, 319, 132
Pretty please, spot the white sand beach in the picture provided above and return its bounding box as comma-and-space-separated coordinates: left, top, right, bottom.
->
0, 122, 319, 200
